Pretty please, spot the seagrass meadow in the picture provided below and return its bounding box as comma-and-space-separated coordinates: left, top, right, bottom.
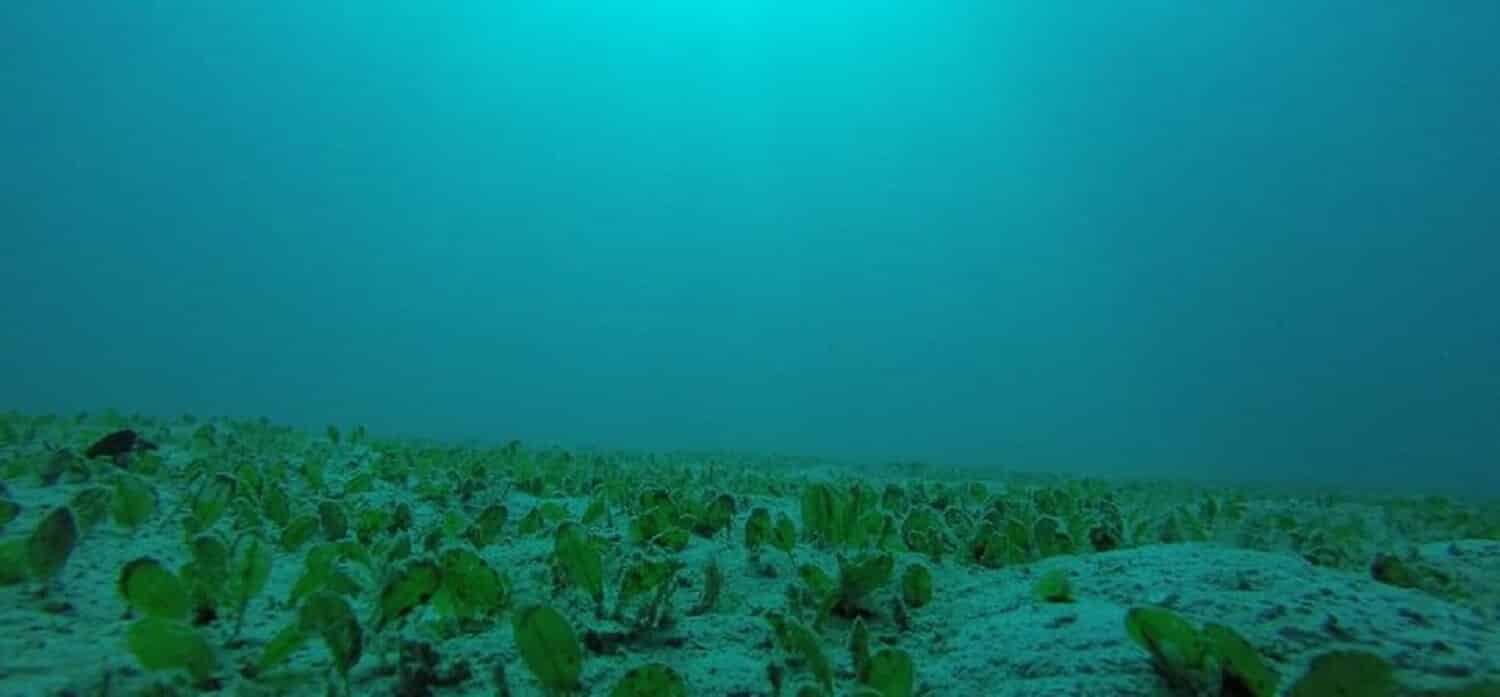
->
7, 3, 1500, 696
0, 411, 1496, 697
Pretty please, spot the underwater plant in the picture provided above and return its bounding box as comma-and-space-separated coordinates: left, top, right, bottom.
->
611, 663, 687, 697
900, 563, 932, 609
1, 409, 1496, 696
514, 604, 584, 695
27, 505, 77, 592
1124, 606, 1280, 697
1032, 568, 1074, 603
1285, 650, 1396, 697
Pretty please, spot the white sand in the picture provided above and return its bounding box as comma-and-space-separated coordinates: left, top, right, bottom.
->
2, 448, 1497, 696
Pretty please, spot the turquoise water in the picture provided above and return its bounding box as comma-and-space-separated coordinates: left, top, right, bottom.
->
4, 3, 1496, 492
1, 5, 1499, 695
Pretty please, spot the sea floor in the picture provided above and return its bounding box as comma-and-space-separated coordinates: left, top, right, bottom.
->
0, 412, 1496, 697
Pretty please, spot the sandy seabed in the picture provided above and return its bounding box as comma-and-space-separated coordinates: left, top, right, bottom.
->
0, 412, 1496, 697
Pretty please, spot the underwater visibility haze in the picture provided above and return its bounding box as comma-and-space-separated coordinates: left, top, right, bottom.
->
1, 4, 1499, 695
3, 3, 1497, 492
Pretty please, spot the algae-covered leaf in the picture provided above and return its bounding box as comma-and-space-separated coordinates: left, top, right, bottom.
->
799, 563, 834, 599
517, 507, 546, 536
970, 527, 1008, 569
256, 621, 309, 674
318, 500, 348, 541
229, 535, 273, 606
695, 493, 735, 536
1287, 650, 1396, 697
441, 509, 467, 539
280, 514, 320, 552
1126, 606, 1199, 656
68, 486, 113, 533
119, 557, 191, 620
772, 511, 798, 555
745, 507, 772, 550
513, 604, 583, 693
539, 501, 569, 522
881, 483, 907, 513
191, 473, 237, 530
801, 483, 838, 546
262, 484, 291, 528
862, 648, 915, 697
465, 503, 508, 549
338, 540, 371, 570
900, 564, 932, 609
111, 473, 156, 529
653, 526, 690, 551
1033, 568, 1074, 603
126, 616, 218, 684
28, 505, 78, 581
229, 494, 262, 532
178, 534, 229, 619
611, 662, 686, 697
189, 534, 231, 579
581, 496, 607, 526
0, 539, 30, 585
289, 543, 340, 605
225, 534, 272, 636
638, 488, 673, 511
233, 462, 263, 499
1033, 515, 1072, 557
630, 502, 692, 551
435, 547, 508, 619
376, 559, 441, 631
777, 618, 832, 694
619, 559, 679, 607
40, 449, 79, 485
327, 567, 363, 597
1202, 623, 1279, 697
343, 471, 375, 496
554, 522, 604, 605
298, 591, 362, 678
0, 498, 19, 529
837, 552, 894, 608
130, 451, 163, 476
850, 618, 871, 679
352, 507, 384, 544
875, 513, 903, 552
301, 457, 325, 491
1125, 606, 1210, 686
385, 534, 412, 565
902, 509, 945, 558
477, 501, 509, 533
687, 556, 723, 616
